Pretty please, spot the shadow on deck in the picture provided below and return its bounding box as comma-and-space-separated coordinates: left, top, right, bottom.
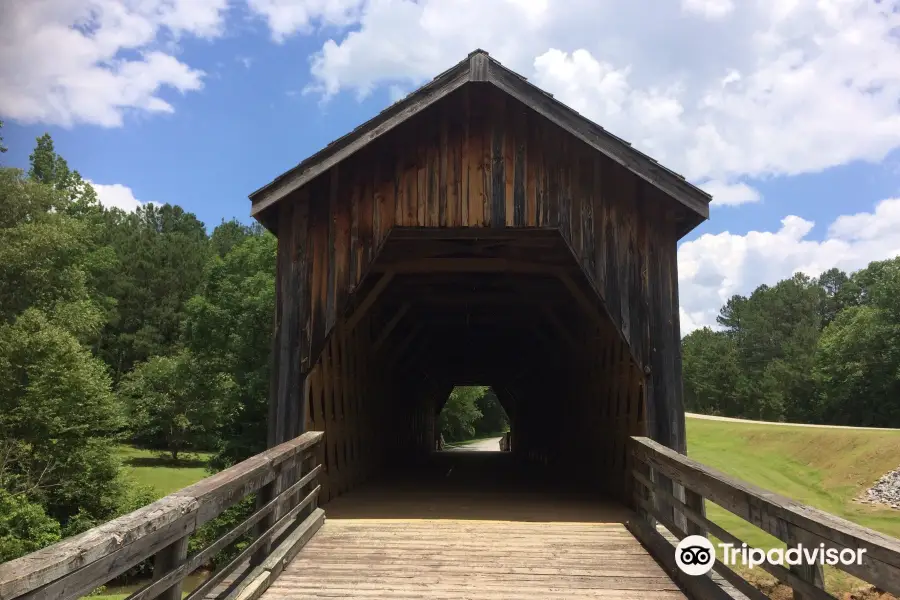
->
324, 451, 631, 523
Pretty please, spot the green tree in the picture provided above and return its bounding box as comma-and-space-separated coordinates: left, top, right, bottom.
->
0, 490, 61, 562
0, 120, 7, 154
0, 170, 104, 336
474, 388, 509, 435
439, 386, 486, 442
816, 267, 853, 328
814, 258, 900, 428
209, 219, 264, 258
119, 351, 235, 461
0, 309, 125, 525
26, 134, 98, 210
183, 228, 276, 467
95, 203, 211, 380
682, 328, 742, 416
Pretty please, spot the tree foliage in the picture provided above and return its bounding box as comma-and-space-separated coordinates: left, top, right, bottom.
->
683, 258, 900, 427
439, 387, 486, 442
183, 227, 276, 468
474, 388, 509, 436
0, 489, 61, 562
119, 352, 234, 460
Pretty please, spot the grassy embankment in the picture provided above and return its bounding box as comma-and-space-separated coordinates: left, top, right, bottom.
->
686, 416, 900, 597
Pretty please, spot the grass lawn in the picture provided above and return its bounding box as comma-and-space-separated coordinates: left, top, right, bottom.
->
116, 446, 213, 498
685, 416, 900, 595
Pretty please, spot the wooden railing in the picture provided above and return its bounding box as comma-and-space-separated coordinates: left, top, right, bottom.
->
627, 436, 900, 600
0, 431, 325, 600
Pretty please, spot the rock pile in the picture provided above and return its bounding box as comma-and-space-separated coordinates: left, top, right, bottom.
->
858, 466, 900, 510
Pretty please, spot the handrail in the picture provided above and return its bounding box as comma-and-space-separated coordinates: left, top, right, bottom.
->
0, 431, 325, 600
627, 436, 900, 600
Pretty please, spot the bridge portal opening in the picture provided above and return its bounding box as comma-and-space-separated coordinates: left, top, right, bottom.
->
437, 386, 510, 449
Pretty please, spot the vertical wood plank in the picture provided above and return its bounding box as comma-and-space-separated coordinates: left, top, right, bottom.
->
513, 104, 526, 228
416, 132, 427, 227
152, 536, 189, 600
504, 96, 515, 228
525, 112, 537, 227
468, 90, 485, 227
349, 175, 360, 296
326, 169, 338, 333
359, 168, 374, 272
439, 105, 449, 227
491, 92, 505, 228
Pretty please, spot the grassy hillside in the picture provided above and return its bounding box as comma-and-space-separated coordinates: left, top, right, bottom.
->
685, 416, 900, 596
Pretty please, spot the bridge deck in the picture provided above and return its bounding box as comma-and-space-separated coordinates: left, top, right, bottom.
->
262, 518, 685, 599
259, 452, 686, 599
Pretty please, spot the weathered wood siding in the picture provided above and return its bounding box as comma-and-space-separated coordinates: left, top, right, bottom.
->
268, 84, 685, 501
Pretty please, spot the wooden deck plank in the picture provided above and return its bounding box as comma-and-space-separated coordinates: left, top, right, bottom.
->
261, 519, 687, 600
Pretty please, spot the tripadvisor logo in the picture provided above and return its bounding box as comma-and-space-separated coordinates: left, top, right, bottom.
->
674, 535, 867, 576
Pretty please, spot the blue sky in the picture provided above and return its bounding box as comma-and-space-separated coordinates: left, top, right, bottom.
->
2, 0, 899, 332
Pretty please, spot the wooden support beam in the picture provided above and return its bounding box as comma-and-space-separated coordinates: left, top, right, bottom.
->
373, 302, 410, 350
391, 292, 565, 306
540, 306, 579, 350
557, 271, 645, 371
557, 272, 614, 335
386, 323, 424, 369
343, 271, 395, 334
371, 257, 567, 274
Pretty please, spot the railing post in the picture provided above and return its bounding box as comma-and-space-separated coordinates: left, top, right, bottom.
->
252, 473, 282, 566
684, 487, 706, 538
653, 472, 677, 532
632, 457, 657, 529
151, 535, 189, 600
786, 527, 825, 600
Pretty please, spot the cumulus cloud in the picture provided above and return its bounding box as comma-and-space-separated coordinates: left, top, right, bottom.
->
698, 180, 761, 206
681, 0, 735, 20
245, 0, 363, 42
0, 0, 229, 128
678, 198, 900, 335
251, 0, 900, 191
89, 180, 146, 212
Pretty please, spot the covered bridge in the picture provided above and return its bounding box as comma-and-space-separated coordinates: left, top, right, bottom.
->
6, 50, 897, 600
251, 49, 710, 505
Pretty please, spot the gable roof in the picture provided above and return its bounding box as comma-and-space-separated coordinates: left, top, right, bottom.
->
249, 49, 711, 230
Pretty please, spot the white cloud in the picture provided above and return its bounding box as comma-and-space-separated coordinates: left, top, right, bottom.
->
387, 85, 407, 103
698, 180, 761, 206
0, 0, 229, 128
678, 198, 900, 335
261, 0, 900, 190
681, 0, 734, 20
88, 180, 146, 212
246, 0, 363, 42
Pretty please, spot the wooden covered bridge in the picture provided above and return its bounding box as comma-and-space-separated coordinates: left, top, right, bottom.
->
3, 50, 900, 600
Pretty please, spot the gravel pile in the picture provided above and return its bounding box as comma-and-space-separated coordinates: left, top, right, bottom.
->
858, 467, 900, 510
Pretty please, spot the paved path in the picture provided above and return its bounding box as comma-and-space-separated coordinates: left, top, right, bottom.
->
445, 436, 502, 451
686, 412, 899, 432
